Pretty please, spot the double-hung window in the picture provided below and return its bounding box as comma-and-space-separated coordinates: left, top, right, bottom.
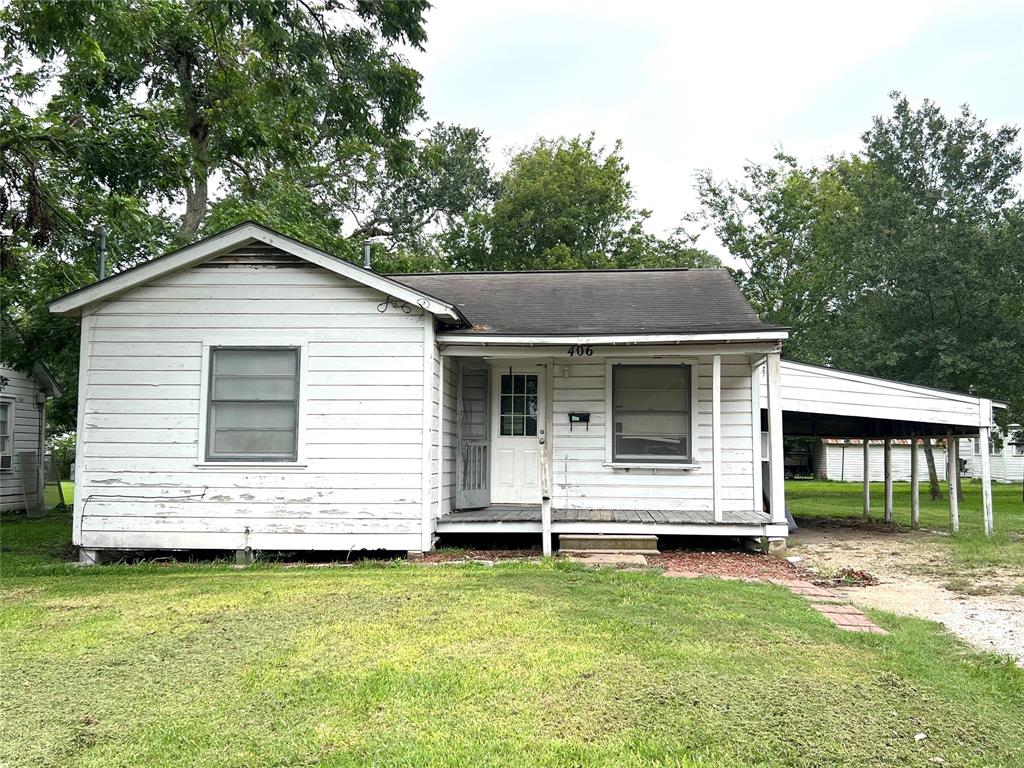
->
0, 400, 13, 470
206, 348, 299, 462
611, 363, 692, 464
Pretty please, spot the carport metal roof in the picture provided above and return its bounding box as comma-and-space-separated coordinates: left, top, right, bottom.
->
759, 360, 1004, 439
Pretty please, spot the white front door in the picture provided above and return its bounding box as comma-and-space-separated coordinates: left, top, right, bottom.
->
490, 365, 544, 504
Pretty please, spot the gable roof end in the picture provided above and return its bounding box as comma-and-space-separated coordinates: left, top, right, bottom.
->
47, 222, 465, 323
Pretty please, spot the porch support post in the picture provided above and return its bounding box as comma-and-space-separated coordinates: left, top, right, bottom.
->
750, 359, 763, 513
766, 351, 785, 525
979, 398, 994, 536
540, 359, 554, 555
435, 351, 446, 523
712, 354, 723, 522
883, 437, 893, 524
947, 430, 959, 534
910, 435, 920, 530
862, 439, 871, 517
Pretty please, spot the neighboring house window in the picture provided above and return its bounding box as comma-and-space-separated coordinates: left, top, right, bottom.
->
0, 400, 12, 470
611, 363, 691, 463
206, 348, 299, 461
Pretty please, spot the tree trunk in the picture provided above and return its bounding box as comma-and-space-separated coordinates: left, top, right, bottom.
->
923, 437, 943, 500
178, 173, 208, 241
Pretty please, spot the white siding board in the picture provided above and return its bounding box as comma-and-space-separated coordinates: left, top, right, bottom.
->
550, 354, 756, 512
75, 255, 430, 552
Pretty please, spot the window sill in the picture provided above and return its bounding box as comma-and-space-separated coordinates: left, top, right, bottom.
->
603, 462, 700, 471
194, 462, 307, 471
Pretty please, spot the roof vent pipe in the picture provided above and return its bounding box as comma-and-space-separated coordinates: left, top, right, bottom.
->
96, 225, 108, 280
362, 241, 372, 270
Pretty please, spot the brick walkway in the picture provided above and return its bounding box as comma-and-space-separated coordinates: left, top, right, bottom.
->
662, 572, 888, 635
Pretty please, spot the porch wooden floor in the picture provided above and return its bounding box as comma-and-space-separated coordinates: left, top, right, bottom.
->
439, 505, 770, 525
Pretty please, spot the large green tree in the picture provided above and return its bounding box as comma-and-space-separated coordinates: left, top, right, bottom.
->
698, 93, 1024, 423
446, 135, 718, 271
1, 0, 433, 429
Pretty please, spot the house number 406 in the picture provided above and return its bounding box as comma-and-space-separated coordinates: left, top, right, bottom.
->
567, 345, 593, 357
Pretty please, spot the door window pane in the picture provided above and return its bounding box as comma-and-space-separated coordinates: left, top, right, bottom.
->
207, 348, 299, 461
612, 364, 690, 462
499, 374, 538, 436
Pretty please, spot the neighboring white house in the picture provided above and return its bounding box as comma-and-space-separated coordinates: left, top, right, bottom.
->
0, 363, 62, 512
814, 427, 1022, 484
48, 223, 1005, 561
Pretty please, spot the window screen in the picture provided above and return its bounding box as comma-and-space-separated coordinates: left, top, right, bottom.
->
499, 373, 538, 436
612, 364, 691, 462
207, 348, 299, 461
0, 401, 11, 460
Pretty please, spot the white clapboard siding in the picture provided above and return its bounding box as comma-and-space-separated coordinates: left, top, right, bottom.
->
816, 441, 949, 482
75, 248, 430, 552
551, 356, 755, 512
962, 436, 1024, 483
0, 365, 46, 511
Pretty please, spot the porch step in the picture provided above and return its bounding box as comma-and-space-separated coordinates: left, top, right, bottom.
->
558, 534, 659, 554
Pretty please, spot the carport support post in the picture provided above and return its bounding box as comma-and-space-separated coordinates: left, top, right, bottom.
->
979, 404, 994, 536
910, 436, 920, 530
862, 439, 870, 518
883, 438, 893, 524
947, 430, 960, 534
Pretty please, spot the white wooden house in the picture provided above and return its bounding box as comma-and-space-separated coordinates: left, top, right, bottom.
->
49, 223, 795, 561
0, 363, 61, 512
49, 224, 1004, 561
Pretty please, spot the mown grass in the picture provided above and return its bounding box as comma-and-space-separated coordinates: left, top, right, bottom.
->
787, 480, 1024, 572
2, 514, 1023, 768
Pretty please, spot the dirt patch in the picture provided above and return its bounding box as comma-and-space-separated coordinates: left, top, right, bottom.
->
790, 519, 1024, 665
420, 548, 543, 564
648, 550, 798, 581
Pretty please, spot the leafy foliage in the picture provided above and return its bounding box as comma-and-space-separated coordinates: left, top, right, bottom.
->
697, 94, 1024, 421
446, 136, 719, 271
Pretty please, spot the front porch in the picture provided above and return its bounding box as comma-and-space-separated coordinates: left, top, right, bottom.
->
436, 504, 783, 540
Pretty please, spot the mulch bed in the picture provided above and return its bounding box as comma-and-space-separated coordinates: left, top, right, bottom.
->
810, 567, 881, 588
647, 550, 799, 581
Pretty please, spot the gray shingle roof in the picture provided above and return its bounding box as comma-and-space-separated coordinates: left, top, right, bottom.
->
390, 268, 785, 336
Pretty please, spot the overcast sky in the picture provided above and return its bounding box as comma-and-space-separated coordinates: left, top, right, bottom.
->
406, 0, 1024, 255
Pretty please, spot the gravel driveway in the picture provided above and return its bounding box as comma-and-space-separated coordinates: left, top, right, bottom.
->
789, 519, 1024, 665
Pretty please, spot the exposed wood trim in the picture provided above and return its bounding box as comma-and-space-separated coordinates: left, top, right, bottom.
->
750, 360, 763, 513
49, 223, 461, 322
437, 331, 788, 345
910, 436, 920, 530
766, 352, 785, 524
884, 437, 893, 524
947, 430, 960, 533
421, 320, 435, 552
712, 354, 722, 522
439, 342, 781, 359
72, 310, 94, 545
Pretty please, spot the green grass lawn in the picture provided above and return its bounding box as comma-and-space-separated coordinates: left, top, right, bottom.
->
787, 480, 1024, 572
2, 515, 1023, 768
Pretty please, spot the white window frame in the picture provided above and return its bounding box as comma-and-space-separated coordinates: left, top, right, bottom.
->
0, 397, 14, 471
195, 337, 309, 469
604, 357, 699, 470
